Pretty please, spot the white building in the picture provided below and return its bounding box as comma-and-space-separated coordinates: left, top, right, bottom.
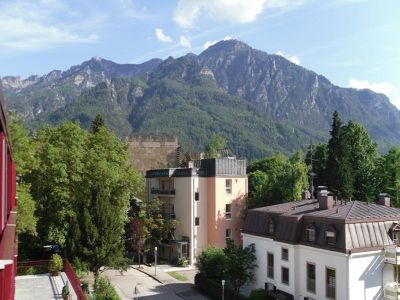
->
146, 157, 247, 264
242, 190, 400, 300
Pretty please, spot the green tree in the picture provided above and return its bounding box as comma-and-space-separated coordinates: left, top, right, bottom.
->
204, 134, 226, 158
29, 122, 88, 247
69, 125, 140, 281
326, 111, 356, 198
224, 240, 256, 294
27, 121, 144, 282
342, 120, 378, 201
141, 198, 179, 248
305, 143, 328, 188
248, 152, 308, 208
195, 247, 226, 281
8, 112, 38, 236
377, 147, 400, 206
91, 114, 105, 133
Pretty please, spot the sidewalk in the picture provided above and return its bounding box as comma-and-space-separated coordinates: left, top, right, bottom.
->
133, 264, 209, 300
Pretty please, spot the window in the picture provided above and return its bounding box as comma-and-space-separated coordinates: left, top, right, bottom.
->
326, 268, 336, 299
195, 192, 199, 201
225, 179, 232, 194
281, 248, 288, 261
171, 204, 175, 219
326, 229, 336, 246
267, 253, 274, 279
307, 263, 316, 293
268, 220, 275, 234
305, 226, 316, 242
226, 228, 232, 242
281, 267, 289, 285
195, 217, 200, 226
225, 204, 232, 220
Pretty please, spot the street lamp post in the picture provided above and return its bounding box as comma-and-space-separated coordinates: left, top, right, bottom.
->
154, 246, 158, 276
221, 279, 225, 300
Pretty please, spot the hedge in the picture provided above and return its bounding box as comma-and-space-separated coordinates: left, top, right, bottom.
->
194, 273, 247, 300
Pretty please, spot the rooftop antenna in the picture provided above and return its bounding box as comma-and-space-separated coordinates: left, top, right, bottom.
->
308, 140, 318, 198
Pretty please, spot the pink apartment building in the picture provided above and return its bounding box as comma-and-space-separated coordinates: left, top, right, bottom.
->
146, 156, 247, 264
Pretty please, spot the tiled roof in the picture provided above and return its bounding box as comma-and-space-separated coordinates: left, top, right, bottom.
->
251, 199, 400, 221
243, 199, 400, 252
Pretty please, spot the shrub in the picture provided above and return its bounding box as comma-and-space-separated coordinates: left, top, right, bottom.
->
248, 289, 269, 300
71, 258, 88, 279
176, 257, 189, 267
194, 273, 246, 300
48, 254, 63, 274
195, 247, 226, 280
90, 277, 120, 300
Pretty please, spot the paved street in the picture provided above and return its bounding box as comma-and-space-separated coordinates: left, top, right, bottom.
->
102, 265, 209, 300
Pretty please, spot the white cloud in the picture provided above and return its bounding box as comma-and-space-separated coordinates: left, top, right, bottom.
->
0, 0, 101, 51
276, 51, 300, 65
349, 78, 400, 109
203, 36, 233, 49
174, 0, 307, 28
118, 0, 150, 19
155, 28, 173, 43
204, 40, 218, 49
180, 35, 191, 48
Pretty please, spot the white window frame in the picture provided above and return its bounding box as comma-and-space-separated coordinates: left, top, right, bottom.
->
225, 204, 232, 220
225, 179, 232, 195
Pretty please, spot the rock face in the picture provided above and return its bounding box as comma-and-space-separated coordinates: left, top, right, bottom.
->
2, 40, 400, 159
2, 57, 162, 119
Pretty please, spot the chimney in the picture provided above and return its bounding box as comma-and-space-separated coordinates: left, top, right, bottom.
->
316, 186, 328, 198
379, 193, 391, 207
301, 190, 311, 200
318, 188, 334, 210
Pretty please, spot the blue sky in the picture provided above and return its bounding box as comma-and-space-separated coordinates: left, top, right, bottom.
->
0, 0, 399, 107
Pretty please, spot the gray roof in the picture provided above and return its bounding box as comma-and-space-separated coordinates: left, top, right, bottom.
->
243, 199, 400, 253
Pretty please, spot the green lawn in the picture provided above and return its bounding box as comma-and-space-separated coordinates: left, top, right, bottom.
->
167, 271, 187, 281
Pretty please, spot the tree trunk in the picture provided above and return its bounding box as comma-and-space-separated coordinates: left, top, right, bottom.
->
94, 269, 100, 287
138, 253, 141, 268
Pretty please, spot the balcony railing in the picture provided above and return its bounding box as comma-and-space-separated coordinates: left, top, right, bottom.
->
384, 282, 400, 300
385, 246, 400, 264
17, 259, 87, 300
151, 188, 176, 196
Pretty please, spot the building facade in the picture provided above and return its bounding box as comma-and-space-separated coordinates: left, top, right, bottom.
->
243, 189, 400, 300
0, 85, 17, 300
146, 157, 247, 264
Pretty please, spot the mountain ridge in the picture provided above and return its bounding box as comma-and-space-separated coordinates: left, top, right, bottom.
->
2, 39, 399, 159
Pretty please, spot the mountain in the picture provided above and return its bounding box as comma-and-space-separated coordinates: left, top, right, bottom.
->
3, 40, 400, 159
2, 57, 162, 119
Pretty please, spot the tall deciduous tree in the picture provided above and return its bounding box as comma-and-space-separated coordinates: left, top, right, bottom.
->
27, 120, 144, 282
224, 240, 256, 294
248, 153, 308, 208
8, 112, 38, 236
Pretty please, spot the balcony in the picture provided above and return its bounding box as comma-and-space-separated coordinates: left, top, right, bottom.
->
384, 282, 400, 300
151, 188, 176, 196
385, 246, 400, 264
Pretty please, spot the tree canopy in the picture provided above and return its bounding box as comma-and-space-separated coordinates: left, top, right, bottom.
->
23, 119, 144, 279
248, 152, 308, 208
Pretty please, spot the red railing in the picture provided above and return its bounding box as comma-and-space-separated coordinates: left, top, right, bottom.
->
17, 259, 87, 300
64, 259, 87, 300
